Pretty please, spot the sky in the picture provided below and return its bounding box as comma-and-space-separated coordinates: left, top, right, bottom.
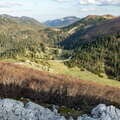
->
0, 0, 120, 22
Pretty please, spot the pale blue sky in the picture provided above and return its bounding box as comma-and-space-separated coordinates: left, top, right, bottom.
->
0, 0, 120, 22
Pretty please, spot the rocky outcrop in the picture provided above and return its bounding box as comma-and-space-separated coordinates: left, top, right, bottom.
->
78, 104, 120, 120
0, 99, 120, 120
0, 99, 66, 120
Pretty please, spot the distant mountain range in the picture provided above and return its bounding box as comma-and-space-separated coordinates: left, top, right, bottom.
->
43, 16, 80, 27
0, 14, 43, 27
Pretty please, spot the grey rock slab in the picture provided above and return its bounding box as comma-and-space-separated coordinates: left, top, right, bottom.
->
0, 99, 67, 120
0, 99, 120, 120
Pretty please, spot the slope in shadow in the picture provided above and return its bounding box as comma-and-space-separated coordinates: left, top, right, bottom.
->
0, 62, 120, 112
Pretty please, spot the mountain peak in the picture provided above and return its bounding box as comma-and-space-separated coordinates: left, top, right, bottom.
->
102, 14, 116, 19
85, 15, 98, 19
85, 14, 116, 20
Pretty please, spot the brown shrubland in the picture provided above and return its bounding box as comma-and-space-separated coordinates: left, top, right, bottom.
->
0, 62, 120, 111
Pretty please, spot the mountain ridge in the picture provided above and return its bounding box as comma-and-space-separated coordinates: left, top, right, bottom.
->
0, 14, 43, 27
43, 16, 80, 27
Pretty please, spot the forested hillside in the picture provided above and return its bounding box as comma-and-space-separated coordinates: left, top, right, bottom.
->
64, 16, 120, 81
62, 15, 116, 48
0, 15, 68, 61
0, 14, 68, 44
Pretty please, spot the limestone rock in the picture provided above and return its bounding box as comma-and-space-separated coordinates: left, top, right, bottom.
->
0, 99, 66, 120
0, 99, 120, 120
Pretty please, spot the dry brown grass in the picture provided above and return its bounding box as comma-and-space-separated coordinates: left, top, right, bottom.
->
0, 62, 120, 111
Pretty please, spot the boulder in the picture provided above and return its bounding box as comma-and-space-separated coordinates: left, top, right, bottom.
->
80, 104, 120, 120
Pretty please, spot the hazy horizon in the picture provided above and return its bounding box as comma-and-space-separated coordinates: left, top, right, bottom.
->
0, 0, 120, 22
